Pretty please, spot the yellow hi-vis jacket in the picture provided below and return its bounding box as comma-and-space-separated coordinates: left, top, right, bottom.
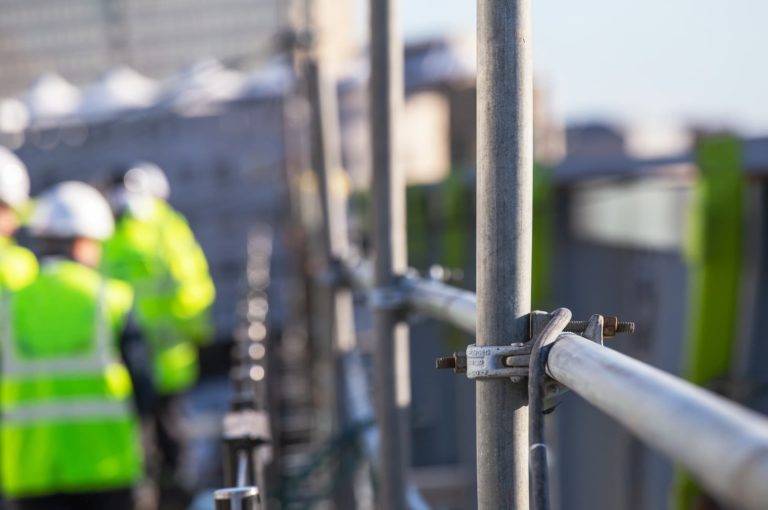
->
0, 259, 142, 498
102, 198, 215, 395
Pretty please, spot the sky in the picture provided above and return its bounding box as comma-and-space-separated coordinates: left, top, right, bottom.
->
358, 0, 768, 134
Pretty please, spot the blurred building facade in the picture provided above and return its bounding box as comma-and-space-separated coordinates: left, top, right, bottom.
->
0, 0, 355, 96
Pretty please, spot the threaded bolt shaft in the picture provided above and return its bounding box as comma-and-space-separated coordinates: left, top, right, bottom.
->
564, 317, 635, 337
435, 353, 467, 373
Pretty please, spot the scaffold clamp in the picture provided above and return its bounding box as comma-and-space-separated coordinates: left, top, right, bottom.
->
435, 311, 634, 384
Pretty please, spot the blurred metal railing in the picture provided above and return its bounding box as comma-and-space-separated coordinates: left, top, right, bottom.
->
214, 228, 274, 510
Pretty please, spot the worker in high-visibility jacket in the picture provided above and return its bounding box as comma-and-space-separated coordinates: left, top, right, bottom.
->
0, 182, 147, 510
0, 148, 37, 291
101, 162, 215, 498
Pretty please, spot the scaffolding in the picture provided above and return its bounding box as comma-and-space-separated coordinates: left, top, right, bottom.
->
216, 0, 768, 508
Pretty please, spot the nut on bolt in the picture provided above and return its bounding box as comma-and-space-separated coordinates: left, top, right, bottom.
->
435, 352, 467, 373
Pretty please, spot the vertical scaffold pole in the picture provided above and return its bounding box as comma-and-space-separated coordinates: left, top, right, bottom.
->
370, 0, 409, 507
306, 57, 357, 354
305, 50, 359, 505
476, 0, 533, 508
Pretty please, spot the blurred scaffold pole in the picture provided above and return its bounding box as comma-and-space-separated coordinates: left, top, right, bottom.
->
368, 0, 411, 508
303, 11, 360, 506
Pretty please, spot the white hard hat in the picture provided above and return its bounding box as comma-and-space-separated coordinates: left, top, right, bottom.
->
0, 147, 30, 209
124, 161, 170, 200
29, 181, 114, 240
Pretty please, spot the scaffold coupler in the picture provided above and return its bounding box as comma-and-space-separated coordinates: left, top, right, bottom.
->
436, 309, 635, 510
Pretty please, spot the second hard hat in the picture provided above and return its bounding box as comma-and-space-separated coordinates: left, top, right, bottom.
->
124, 161, 170, 200
0, 147, 30, 209
29, 181, 114, 240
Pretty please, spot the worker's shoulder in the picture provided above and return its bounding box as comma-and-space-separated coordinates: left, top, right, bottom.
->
15, 260, 98, 304
114, 210, 156, 237
155, 199, 190, 227
49, 261, 134, 315
35, 259, 125, 296
154, 200, 199, 247
40, 259, 100, 288
0, 243, 38, 291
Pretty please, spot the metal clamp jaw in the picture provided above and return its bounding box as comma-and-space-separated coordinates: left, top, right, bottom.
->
435, 311, 566, 386
465, 343, 530, 380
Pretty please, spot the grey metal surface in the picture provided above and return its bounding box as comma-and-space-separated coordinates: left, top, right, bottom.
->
306, 59, 352, 266
476, 0, 533, 507
547, 333, 768, 510
369, 0, 409, 507
306, 53, 360, 506
402, 276, 476, 334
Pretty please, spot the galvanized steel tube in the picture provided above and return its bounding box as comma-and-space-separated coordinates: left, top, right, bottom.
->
369, 0, 409, 506
548, 333, 768, 510
343, 262, 476, 335
306, 54, 360, 506
476, 0, 533, 507
402, 277, 477, 335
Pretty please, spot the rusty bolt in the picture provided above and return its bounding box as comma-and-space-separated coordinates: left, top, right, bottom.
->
564, 316, 635, 338
435, 352, 467, 373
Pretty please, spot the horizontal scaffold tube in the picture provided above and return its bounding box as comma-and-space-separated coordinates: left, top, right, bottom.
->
400, 277, 477, 334
547, 333, 768, 510
344, 260, 476, 334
